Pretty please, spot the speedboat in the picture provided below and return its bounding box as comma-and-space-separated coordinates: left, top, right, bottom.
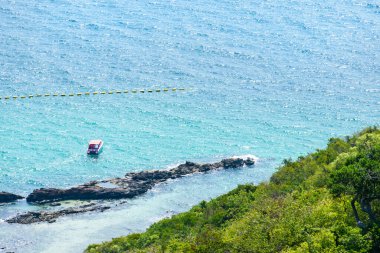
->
87, 140, 103, 155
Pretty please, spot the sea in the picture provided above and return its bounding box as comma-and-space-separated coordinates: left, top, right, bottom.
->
0, 0, 379, 252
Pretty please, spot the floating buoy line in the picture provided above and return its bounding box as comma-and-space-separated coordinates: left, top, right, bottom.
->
0, 87, 186, 101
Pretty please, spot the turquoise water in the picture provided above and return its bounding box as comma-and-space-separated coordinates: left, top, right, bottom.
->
0, 0, 379, 252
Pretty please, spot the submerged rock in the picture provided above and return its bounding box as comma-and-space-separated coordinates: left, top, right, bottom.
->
0, 192, 23, 203
6, 204, 110, 224
25, 157, 255, 204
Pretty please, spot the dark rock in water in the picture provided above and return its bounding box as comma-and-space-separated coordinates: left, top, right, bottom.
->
25, 157, 255, 204
244, 158, 255, 166
0, 192, 23, 203
26, 185, 148, 203
222, 158, 245, 168
6, 204, 111, 224
49, 202, 61, 207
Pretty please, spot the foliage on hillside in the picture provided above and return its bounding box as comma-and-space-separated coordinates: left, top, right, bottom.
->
86, 127, 380, 253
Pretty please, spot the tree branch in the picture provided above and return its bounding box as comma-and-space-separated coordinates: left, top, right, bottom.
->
351, 195, 365, 228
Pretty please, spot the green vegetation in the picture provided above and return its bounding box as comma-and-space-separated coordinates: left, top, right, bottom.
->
86, 127, 380, 253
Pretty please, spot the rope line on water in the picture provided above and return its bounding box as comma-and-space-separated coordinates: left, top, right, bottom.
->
0, 88, 186, 101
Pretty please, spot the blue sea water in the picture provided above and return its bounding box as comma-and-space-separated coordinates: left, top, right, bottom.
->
0, 0, 379, 252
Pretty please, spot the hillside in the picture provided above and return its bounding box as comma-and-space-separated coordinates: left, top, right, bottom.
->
86, 127, 380, 253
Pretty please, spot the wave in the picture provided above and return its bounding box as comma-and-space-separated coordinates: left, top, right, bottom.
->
232, 154, 259, 161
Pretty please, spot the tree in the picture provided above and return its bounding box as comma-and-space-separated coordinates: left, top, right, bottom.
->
329, 136, 380, 228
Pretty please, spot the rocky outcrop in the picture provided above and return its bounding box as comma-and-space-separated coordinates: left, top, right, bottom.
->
26, 157, 255, 204
6, 203, 110, 224
5, 157, 255, 224
0, 192, 23, 203
25, 184, 146, 203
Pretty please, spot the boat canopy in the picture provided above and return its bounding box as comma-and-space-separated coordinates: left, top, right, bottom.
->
89, 140, 102, 145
